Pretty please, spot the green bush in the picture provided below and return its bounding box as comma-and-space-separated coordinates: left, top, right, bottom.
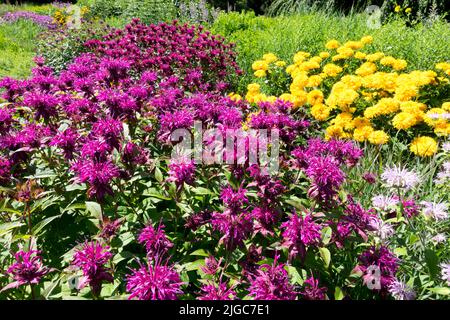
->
36, 20, 112, 73
0, 19, 44, 78
78, 0, 178, 24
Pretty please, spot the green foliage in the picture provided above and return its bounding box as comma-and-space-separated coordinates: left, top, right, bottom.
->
36, 19, 112, 73
78, 0, 178, 24
0, 19, 43, 78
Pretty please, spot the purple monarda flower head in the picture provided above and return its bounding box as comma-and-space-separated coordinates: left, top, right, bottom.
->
50, 128, 79, 159
281, 211, 322, 260
122, 142, 148, 166
167, 157, 196, 187
388, 279, 416, 300
2, 249, 50, 292
71, 159, 120, 201
305, 156, 345, 202
198, 281, 236, 300
362, 172, 377, 184
300, 276, 327, 300
248, 256, 297, 300
220, 186, 248, 210
138, 222, 173, 259
126, 260, 183, 300
358, 246, 399, 291
99, 218, 122, 240
72, 241, 113, 296
211, 210, 253, 251
23, 92, 59, 120
0, 156, 12, 185
201, 256, 222, 275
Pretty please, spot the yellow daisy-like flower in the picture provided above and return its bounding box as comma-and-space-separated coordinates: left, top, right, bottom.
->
307, 89, 324, 105
394, 5, 401, 13
392, 59, 407, 70
409, 136, 438, 157
355, 62, 377, 76
247, 83, 261, 93
228, 93, 242, 101
322, 64, 343, 77
442, 102, 450, 111
392, 112, 418, 130
360, 35, 373, 44
310, 103, 330, 121
354, 51, 367, 59
252, 60, 269, 71
306, 75, 323, 87
368, 130, 389, 145
325, 39, 340, 50
325, 124, 344, 139
365, 52, 385, 62
275, 60, 287, 67
352, 116, 371, 128
319, 52, 331, 59
353, 125, 374, 142
254, 70, 267, 78
263, 53, 278, 63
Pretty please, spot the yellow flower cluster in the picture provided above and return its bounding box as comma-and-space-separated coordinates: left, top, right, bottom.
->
53, 6, 89, 26
244, 35, 450, 156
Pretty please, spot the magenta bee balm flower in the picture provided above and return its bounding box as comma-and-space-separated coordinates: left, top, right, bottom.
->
72, 241, 114, 296
248, 256, 297, 300
2, 249, 50, 292
126, 260, 183, 300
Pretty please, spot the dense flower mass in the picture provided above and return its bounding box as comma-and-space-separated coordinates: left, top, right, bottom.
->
1, 11, 57, 29
246, 37, 450, 156
0, 16, 448, 301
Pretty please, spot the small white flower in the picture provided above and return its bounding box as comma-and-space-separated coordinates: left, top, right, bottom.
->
381, 165, 419, 191
440, 262, 450, 286
431, 233, 447, 244
368, 216, 394, 240
421, 201, 448, 221
372, 195, 399, 211
388, 279, 416, 300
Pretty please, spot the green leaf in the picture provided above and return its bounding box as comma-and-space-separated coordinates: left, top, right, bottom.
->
154, 167, 163, 183
62, 203, 86, 213
190, 187, 216, 196
183, 259, 205, 271
429, 287, 450, 296
319, 247, 331, 268
0, 221, 25, 236
85, 201, 102, 220
394, 247, 407, 257
424, 249, 439, 278
32, 214, 61, 236
334, 287, 344, 300
286, 266, 303, 284
190, 249, 210, 257
321, 226, 332, 245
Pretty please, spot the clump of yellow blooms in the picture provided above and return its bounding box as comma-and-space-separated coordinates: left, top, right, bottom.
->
410, 136, 438, 157
244, 35, 450, 156
53, 6, 89, 26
